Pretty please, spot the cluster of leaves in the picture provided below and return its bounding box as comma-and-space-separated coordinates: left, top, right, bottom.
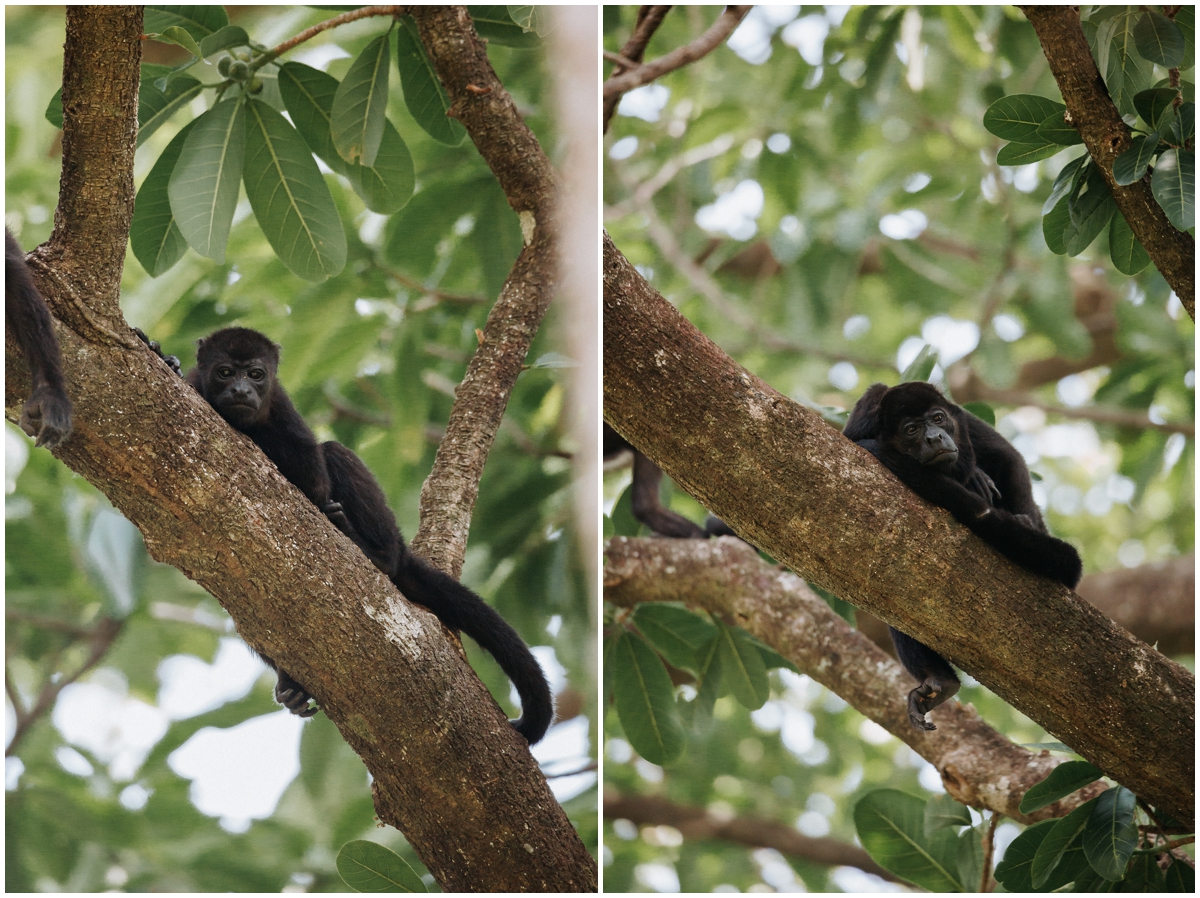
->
603, 495, 796, 766
43, 5, 541, 282
994, 757, 1193, 892
854, 753, 1194, 892
983, 7, 1194, 275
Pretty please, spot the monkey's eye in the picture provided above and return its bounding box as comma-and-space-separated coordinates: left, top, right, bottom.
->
249, 369, 265, 381
218, 367, 234, 378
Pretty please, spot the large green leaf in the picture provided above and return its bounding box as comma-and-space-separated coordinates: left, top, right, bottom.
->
1099, 11, 1154, 118
1030, 797, 1094, 888
469, 6, 542, 47
1112, 132, 1160, 186
395, 16, 466, 146
242, 98, 347, 281
1018, 759, 1104, 813
854, 790, 962, 892
611, 630, 685, 765
983, 94, 1066, 142
996, 140, 1062, 166
1064, 168, 1117, 256
1109, 212, 1151, 275
332, 32, 391, 167
1133, 87, 1179, 131
137, 73, 203, 147
1134, 9, 1185, 68
144, 6, 229, 40
1035, 110, 1083, 146
336, 840, 426, 892
1151, 148, 1195, 231
715, 622, 769, 710
1083, 786, 1137, 882
1042, 193, 1071, 254
131, 119, 197, 277
632, 604, 717, 673
279, 62, 414, 214
168, 97, 246, 263
1041, 153, 1088, 214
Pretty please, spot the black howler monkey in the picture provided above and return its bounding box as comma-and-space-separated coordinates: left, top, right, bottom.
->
845, 381, 1082, 730
6, 228, 73, 449
180, 326, 553, 743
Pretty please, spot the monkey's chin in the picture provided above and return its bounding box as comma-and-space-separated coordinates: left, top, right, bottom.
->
218, 403, 262, 427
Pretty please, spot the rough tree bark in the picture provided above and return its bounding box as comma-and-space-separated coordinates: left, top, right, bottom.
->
5, 7, 595, 891
603, 232, 1194, 828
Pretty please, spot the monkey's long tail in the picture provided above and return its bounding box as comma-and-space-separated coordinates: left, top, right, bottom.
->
394, 554, 554, 745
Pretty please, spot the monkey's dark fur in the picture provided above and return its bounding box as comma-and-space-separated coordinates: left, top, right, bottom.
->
6, 228, 73, 449
845, 381, 1082, 730
185, 326, 553, 743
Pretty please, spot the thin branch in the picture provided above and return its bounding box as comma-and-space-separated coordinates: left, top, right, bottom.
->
604, 793, 901, 882
603, 6, 752, 98
262, 6, 406, 64
603, 5, 673, 133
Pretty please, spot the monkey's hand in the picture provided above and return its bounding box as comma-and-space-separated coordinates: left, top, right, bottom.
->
132, 327, 182, 377
21, 385, 73, 449
274, 670, 319, 718
321, 501, 353, 534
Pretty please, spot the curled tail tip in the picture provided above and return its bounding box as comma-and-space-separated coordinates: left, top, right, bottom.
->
512, 695, 555, 745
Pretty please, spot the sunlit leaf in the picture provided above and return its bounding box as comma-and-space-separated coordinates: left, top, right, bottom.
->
854, 790, 962, 892
332, 32, 391, 167
395, 16, 466, 146
983, 94, 1066, 142
612, 630, 685, 765
1151, 148, 1195, 231
131, 118, 197, 276
336, 840, 426, 892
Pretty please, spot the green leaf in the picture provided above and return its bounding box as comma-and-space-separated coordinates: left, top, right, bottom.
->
996, 140, 1063, 166
1170, 101, 1195, 143
854, 790, 962, 891
1064, 167, 1117, 256
1112, 132, 1160, 186
961, 401, 995, 427
395, 17, 466, 146
472, 183, 524, 297
1134, 9, 1185, 68
632, 604, 717, 673
242, 98, 347, 281
1030, 797, 1095, 888
336, 839, 427, 892
1151, 148, 1195, 231
168, 97, 246, 263
1082, 786, 1138, 882
983, 94, 1066, 142
924, 795, 972, 836
716, 622, 769, 710
332, 32, 391, 167
899, 344, 938, 382
1019, 759, 1104, 813
1134, 88, 1179, 131
1041, 153, 1088, 214
1042, 192, 1071, 255
507, 5, 551, 36
612, 630, 685, 765
44, 88, 63, 129
1099, 11, 1154, 118
279, 62, 414, 214
144, 6, 229, 41
198, 24, 249, 58
993, 819, 1055, 891
528, 351, 578, 369
137, 73, 203, 148
689, 636, 723, 730
1109, 213, 1152, 275
955, 826, 984, 893
469, 6, 543, 47
157, 25, 205, 59
1035, 110, 1083, 146
131, 119, 197, 277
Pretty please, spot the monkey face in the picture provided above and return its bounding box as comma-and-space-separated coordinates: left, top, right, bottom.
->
209, 361, 271, 426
